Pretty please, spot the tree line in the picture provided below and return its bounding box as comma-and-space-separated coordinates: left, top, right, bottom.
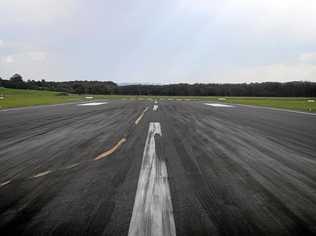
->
1, 73, 316, 97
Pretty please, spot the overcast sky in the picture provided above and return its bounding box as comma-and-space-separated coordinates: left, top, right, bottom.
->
1, 0, 316, 84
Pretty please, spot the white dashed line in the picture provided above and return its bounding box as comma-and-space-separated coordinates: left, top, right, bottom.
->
205, 103, 234, 108
0, 180, 11, 188
64, 162, 81, 169
78, 102, 107, 106
128, 122, 176, 236
32, 170, 52, 178
135, 107, 149, 125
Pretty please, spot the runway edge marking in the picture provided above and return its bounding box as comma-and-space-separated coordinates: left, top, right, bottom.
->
128, 122, 176, 236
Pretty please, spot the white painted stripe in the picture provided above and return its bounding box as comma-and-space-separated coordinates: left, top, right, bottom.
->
153, 105, 158, 111
205, 103, 234, 107
154, 100, 158, 104
78, 102, 107, 106
64, 162, 81, 169
32, 170, 52, 178
135, 107, 148, 125
128, 123, 176, 236
0, 180, 11, 188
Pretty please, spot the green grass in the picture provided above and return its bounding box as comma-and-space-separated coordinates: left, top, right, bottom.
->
0, 88, 315, 112
0, 88, 143, 109
218, 97, 316, 112
0, 88, 86, 109
145, 96, 316, 112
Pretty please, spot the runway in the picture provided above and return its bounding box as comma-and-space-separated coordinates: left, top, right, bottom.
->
0, 99, 315, 235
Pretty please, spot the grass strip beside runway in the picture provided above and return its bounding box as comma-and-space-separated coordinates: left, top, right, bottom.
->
1, 87, 315, 112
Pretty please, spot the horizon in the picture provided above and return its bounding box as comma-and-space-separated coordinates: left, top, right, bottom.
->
2, 73, 315, 86
2, 74, 316, 88
1, 1, 316, 84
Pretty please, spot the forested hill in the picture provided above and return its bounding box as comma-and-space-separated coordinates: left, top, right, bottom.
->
1, 73, 315, 97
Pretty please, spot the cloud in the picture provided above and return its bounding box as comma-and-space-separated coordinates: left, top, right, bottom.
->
2, 55, 14, 64
0, 49, 65, 81
27, 52, 47, 61
216, 63, 316, 83
1, 51, 47, 64
179, 0, 316, 41
299, 52, 316, 64
0, 0, 77, 26
0, 40, 4, 48
1, 1, 316, 83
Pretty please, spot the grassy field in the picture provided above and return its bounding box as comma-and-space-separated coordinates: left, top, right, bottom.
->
217, 97, 316, 112
0, 87, 315, 112
0, 88, 87, 109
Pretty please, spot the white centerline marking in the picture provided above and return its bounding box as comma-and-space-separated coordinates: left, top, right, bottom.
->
153, 105, 158, 111
135, 107, 149, 125
64, 162, 81, 169
0, 180, 11, 188
128, 123, 176, 236
32, 170, 52, 178
205, 103, 234, 108
78, 102, 107, 106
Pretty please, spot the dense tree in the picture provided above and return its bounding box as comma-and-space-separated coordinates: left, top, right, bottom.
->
6, 73, 27, 89
0, 73, 315, 97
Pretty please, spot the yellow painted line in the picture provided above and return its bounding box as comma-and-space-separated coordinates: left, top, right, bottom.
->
0, 180, 11, 188
95, 138, 127, 161
135, 107, 148, 125
32, 170, 52, 178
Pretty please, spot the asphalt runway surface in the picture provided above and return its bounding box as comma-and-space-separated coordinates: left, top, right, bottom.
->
0, 99, 315, 236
